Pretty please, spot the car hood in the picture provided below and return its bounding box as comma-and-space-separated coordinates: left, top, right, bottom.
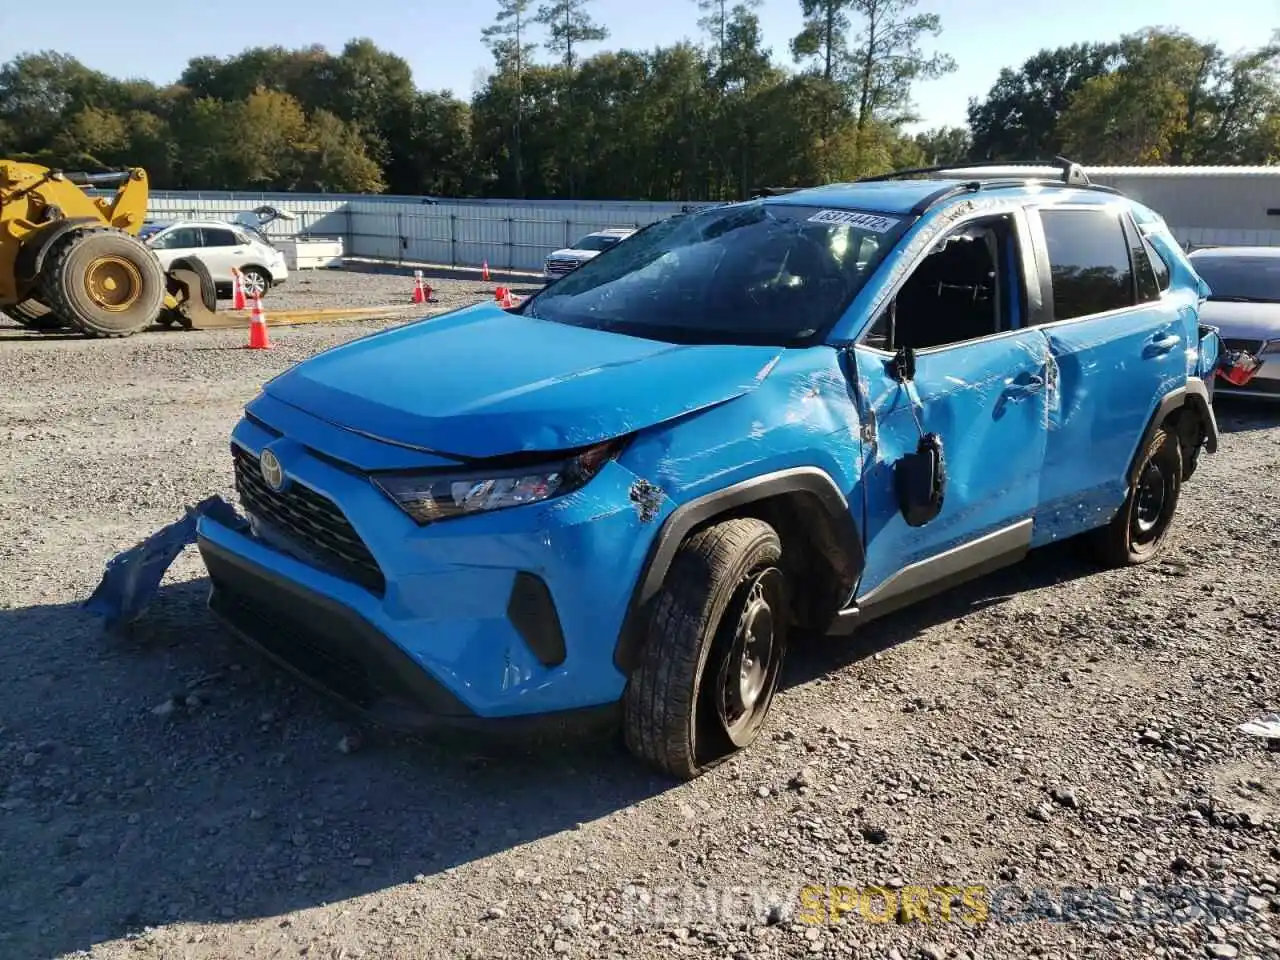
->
1199, 300, 1280, 341
263, 302, 783, 459
547, 248, 600, 260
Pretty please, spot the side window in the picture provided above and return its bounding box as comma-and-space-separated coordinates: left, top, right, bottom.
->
1129, 233, 1160, 303
1039, 209, 1135, 321
1147, 236, 1171, 291
862, 214, 1022, 352
151, 227, 201, 250
201, 228, 239, 247
1123, 214, 1170, 303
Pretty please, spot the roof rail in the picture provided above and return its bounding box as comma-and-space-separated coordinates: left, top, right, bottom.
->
858, 156, 1094, 186
752, 186, 807, 198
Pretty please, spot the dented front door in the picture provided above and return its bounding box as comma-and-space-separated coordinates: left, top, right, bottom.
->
850, 329, 1053, 605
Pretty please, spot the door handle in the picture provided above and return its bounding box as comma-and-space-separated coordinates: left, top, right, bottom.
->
1145, 333, 1181, 357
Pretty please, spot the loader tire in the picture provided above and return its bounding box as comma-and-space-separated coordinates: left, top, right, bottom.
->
40, 228, 166, 337
163, 256, 218, 329
3, 298, 70, 332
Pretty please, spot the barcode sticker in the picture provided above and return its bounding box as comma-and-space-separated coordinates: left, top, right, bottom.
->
807, 210, 901, 233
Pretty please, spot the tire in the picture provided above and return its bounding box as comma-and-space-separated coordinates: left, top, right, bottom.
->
40, 228, 166, 337
1085, 426, 1183, 566
3, 297, 70, 332
239, 266, 270, 298
624, 517, 789, 780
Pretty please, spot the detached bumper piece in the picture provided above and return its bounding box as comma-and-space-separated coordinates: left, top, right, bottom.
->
83, 495, 247, 631
197, 536, 617, 744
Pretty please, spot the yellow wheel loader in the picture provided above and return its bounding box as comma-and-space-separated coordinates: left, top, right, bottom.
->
0, 161, 217, 337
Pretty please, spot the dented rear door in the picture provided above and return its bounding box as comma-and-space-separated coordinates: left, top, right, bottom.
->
850, 329, 1052, 604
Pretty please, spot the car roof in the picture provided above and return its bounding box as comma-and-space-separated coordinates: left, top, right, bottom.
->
154, 220, 253, 231
760, 179, 1120, 215
1189, 246, 1280, 258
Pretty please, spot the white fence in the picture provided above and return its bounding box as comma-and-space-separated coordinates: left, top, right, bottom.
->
137, 170, 1280, 272
142, 193, 718, 273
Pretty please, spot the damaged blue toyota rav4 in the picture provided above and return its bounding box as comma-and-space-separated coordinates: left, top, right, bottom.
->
193, 161, 1223, 780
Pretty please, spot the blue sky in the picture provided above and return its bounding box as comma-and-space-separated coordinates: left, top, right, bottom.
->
1, 0, 1275, 129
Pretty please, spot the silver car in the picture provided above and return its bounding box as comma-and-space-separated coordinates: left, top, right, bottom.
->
1189, 246, 1280, 399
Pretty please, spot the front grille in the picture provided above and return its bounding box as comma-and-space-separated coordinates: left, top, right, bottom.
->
1222, 337, 1266, 356
232, 445, 386, 595
545, 259, 580, 276
213, 585, 382, 710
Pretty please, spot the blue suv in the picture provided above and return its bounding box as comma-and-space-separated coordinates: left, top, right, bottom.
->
193, 161, 1222, 779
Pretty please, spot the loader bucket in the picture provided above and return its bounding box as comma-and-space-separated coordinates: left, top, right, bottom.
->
160, 256, 218, 329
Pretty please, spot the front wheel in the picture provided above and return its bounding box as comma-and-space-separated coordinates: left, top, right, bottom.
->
1086, 426, 1183, 566
40, 228, 166, 337
624, 518, 789, 780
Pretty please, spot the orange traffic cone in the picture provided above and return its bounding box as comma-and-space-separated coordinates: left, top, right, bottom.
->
412, 269, 426, 304
482, 261, 491, 282
231, 267, 246, 310
246, 293, 271, 349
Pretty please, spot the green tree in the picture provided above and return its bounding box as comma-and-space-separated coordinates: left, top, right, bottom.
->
534, 0, 609, 71
694, 0, 762, 80
910, 125, 971, 164
300, 109, 385, 193
847, 0, 956, 132
966, 42, 1120, 160
482, 0, 537, 196
1055, 29, 1280, 164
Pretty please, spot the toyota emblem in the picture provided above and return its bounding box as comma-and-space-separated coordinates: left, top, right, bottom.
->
259, 448, 286, 492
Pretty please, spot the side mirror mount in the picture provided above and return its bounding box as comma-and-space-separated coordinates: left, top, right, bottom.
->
889, 343, 915, 383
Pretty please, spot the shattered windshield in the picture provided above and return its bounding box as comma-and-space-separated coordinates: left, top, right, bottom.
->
522, 202, 910, 347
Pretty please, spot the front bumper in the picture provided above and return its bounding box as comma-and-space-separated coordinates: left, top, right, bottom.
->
1216, 355, 1280, 399
197, 533, 620, 741
196, 404, 668, 732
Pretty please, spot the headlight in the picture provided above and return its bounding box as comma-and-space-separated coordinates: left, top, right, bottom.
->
372, 438, 628, 525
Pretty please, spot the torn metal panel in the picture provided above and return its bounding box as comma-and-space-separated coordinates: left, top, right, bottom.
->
851, 330, 1050, 601
83, 496, 247, 632
628, 479, 665, 522
1033, 295, 1192, 547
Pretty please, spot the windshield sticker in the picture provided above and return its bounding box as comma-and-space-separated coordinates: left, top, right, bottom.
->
808, 210, 901, 233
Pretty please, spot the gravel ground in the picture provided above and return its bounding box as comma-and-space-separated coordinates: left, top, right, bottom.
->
253, 264, 537, 315
0, 308, 1278, 960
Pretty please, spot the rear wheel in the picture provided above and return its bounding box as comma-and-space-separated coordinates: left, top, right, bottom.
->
239, 266, 270, 298
2, 297, 70, 332
1085, 426, 1182, 566
624, 518, 789, 780
40, 229, 166, 337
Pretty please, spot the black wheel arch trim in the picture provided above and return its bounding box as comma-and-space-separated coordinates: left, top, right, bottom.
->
613, 466, 864, 675
1128, 376, 1218, 486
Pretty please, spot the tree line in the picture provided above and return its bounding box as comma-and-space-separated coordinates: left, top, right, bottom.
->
1, 0, 1277, 201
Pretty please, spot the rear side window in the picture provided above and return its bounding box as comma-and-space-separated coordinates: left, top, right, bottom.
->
151, 227, 201, 250
1040, 209, 1135, 321
201, 228, 239, 247
1129, 233, 1161, 302
1147, 237, 1171, 291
